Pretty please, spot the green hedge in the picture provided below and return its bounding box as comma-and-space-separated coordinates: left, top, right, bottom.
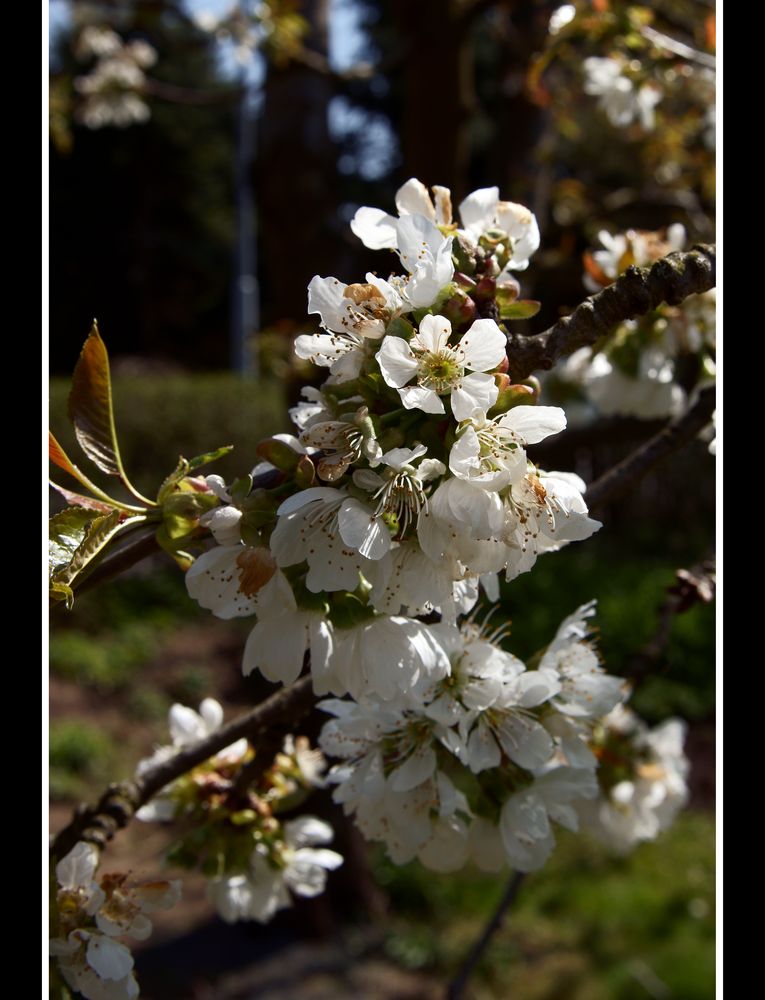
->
49, 374, 288, 499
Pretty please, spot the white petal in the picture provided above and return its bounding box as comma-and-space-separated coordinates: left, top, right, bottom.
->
350, 206, 399, 249
449, 426, 481, 477
168, 704, 206, 746
466, 723, 502, 773
376, 336, 418, 388
199, 698, 223, 732
412, 314, 451, 354
294, 332, 349, 364
389, 746, 436, 791
398, 384, 445, 414
243, 615, 307, 683
307, 275, 347, 332
499, 405, 566, 444
458, 186, 499, 236
56, 842, 99, 890
451, 373, 499, 422
456, 319, 507, 372
276, 487, 343, 517
284, 816, 334, 847
495, 716, 555, 769
86, 934, 134, 980
395, 177, 435, 219
338, 500, 391, 560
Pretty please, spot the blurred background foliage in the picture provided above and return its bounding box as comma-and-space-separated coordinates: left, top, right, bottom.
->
49, 0, 715, 996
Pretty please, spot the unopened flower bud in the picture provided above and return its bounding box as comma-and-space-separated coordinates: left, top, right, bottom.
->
441, 289, 477, 329
489, 382, 537, 415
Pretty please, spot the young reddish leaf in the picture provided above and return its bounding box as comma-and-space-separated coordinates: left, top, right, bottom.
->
68, 324, 126, 477
49, 430, 118, 502
49, 480, 119, 515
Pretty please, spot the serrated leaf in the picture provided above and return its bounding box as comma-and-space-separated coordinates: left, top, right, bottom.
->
67, 326, 147, 503
49, 480, 117, 514
49, 507, 100, 578
53, 511, 144, 591
187, 445, 234, 472
157, 457, 190, 503
500, 299, 541, 320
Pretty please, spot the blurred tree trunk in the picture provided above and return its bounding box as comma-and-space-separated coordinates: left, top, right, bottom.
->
255, 0, 342, 327
390, 0, 470, 196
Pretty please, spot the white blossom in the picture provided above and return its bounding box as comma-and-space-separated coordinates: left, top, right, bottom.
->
449, 405, 567, 491
51, 843, 180, 1000
458, 187, 541, 272
578, 707, 690, 852
135, 698, 248, 821
538, 601, 628, 720
296, 274, 406, 382
241, 570, 334, 685
270, 486, 394, 583
583, 57, 662, 130
209, 817, 342, 924
185, 544, 278, 618
377, 314, 506, 419
315, 613, 450, 702
349, 177, 453, 250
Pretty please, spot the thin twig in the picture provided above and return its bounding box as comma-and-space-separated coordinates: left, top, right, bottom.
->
505, 245, 716, 380
447, 871, 526, 1000
624, 551, 715, 684
585, 385, 715, 511
50, 676, 316, 860
640, 25, 716, 68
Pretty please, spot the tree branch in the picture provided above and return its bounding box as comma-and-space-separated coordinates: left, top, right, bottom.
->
447, 871, 526, 999
585, 385, 715, 511
624, 551, 715, 683
50, 676, 316, 860
505, 245, 716, 380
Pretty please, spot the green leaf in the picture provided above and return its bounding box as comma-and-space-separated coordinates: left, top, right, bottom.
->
187, 445, 234, 472
50, 509, 145, 603
499, 299, 541, 320
50, 581, 74, 610
157, 457, 190, 503
229, 475, 253, 504
49, 507, 100, 578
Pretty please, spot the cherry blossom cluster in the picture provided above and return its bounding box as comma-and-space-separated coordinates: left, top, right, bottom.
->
50, 841, 180, 1000
134, 699, 341, 924
319, 601, 629, 873
583, 56, 663, 130
73, 22, 156, 129
582, 48, 715, 149
175, 178, 692, 910
186, 178, 601, 703
560, 225, 716, 421
577, 704, 690, 852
